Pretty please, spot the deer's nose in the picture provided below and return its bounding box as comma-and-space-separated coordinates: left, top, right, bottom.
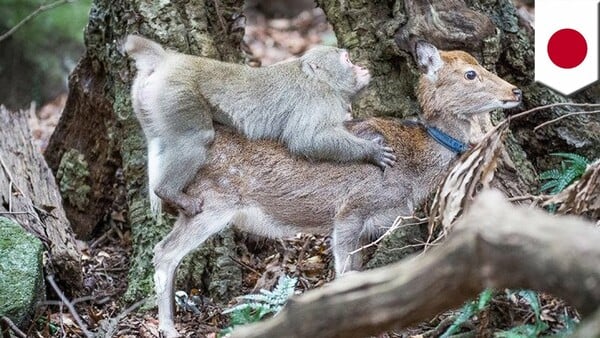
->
512, 88, 522, 100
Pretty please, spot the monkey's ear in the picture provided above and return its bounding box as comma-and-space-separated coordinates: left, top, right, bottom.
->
414, 41, 444, 80
301, 60, 320, 76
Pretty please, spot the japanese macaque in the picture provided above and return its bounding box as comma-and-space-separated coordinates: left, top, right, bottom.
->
150, 41, 522, 337
124, 35, 395, 216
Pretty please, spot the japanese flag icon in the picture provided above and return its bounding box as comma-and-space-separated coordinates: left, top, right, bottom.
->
535, 0, 599, 95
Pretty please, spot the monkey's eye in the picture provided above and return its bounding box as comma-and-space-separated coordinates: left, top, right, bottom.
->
465, 70, 477, 80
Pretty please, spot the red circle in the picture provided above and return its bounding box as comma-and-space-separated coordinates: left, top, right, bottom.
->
547, 28, 588, 69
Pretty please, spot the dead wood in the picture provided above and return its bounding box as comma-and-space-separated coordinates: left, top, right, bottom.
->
231, 190, 600, 338
0, 106, 82, 290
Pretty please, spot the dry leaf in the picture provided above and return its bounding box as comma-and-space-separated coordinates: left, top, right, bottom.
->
429, 123, 508, 237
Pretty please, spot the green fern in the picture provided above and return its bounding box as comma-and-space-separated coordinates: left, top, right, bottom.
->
441, 288, 494, 337
495, 290, 549, 338
539, 153, 590, 194
220, 275, 297, 336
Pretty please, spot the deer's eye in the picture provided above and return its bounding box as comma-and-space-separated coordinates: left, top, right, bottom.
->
465, 70, 477, 80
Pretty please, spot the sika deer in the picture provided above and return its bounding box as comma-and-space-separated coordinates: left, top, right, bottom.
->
151, 41, 522, 337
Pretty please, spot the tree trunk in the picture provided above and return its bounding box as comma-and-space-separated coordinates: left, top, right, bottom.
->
230, 190, 600, 338
45, 0, 246, 301
0, 106, 82, 291
316, 0, 599, 267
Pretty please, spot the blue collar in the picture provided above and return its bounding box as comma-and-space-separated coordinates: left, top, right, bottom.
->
424, 126, 469, 154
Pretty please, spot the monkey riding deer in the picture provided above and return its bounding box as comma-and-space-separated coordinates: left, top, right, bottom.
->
151, 40, 522, 337
124, 35, 395, 217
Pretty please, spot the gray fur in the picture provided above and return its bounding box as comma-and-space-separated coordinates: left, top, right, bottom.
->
124, 35, 395, 216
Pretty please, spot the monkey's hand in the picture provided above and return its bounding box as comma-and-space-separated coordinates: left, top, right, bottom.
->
371, 137, 396, 169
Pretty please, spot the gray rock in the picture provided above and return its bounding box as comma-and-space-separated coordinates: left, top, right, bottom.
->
0, 217, 45, 328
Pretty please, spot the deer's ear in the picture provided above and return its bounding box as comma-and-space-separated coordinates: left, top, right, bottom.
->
414, 41, 443, 80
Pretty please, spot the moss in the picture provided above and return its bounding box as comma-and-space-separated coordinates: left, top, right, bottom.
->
366, 221, 427, 269
0, 217, 44, 327
56, 149, 91, 212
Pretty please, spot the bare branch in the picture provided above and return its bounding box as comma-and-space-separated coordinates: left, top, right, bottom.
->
533, 110, 600, 131
0, 0, 77, 43
507, 102, 600, 122
46, 274, 93, 338
0, 316, 27, 338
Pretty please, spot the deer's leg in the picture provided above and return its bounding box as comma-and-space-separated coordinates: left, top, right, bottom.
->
153, 211, 231, 338
332, 215, 366, 276
333, 208, 403, 276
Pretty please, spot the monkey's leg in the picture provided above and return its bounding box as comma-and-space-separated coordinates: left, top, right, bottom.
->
154, 130, 214, 216
153, 211, 232, 338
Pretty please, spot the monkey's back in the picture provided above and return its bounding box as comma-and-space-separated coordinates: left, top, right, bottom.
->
155, 53, 342, 141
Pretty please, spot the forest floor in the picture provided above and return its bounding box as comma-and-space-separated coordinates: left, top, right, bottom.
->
22, 3, 577, 338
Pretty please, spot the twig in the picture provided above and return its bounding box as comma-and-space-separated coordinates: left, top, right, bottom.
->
0, 155, 20, 212
89, 225, 116, 249
533, 110, 600, 131
98, 298, 149, 338
211, 0, 229, 34
0, 316, 27, 338
422, 315, 461, 338
39, 294, 111, 307
229, 255, 261, 275
341, 215, 427, 274
507, 102, 600, 121
0, 0, 76, 42
507, 194, 551, 202
116, 298, 148, 320
46, 274, 93, 338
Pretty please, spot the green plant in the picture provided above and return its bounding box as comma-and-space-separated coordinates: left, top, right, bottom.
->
443, 289, 577, 338
539, 153, 590, 194
220, 275, 297, 336
441, 288, 494, 337
495, 290, 548, 338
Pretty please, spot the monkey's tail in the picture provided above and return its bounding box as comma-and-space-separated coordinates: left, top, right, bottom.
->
123, 35, 167, 74
147, 137, 163, 217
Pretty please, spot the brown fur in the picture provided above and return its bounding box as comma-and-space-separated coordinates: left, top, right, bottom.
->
151, 41, 521, 337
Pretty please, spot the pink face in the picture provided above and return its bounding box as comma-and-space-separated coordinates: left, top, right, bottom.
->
340, 50, 371, 90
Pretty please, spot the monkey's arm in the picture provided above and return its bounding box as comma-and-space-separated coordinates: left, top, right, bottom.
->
290, 126, 396, 169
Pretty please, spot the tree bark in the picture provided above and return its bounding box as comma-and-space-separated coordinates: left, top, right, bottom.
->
0, 106, 82, 291
45, 0, 246, 301
230, 190, 600, 338
316, 0, 599, 267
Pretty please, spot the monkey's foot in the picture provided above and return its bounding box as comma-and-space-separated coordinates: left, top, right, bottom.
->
156, 190, 204, 217
177, 196, 204, 217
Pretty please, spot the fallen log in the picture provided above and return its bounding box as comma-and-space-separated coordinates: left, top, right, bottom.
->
231, 189, 600, 338
0, 106, 82, 290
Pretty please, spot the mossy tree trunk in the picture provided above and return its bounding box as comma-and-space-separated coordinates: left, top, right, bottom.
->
46, 0, 599, 302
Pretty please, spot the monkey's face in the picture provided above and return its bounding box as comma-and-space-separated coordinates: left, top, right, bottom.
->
301, 46, 371, 99
340, 50, 371, 92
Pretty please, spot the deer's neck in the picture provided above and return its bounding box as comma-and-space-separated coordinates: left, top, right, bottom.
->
420, 111, 471, 150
